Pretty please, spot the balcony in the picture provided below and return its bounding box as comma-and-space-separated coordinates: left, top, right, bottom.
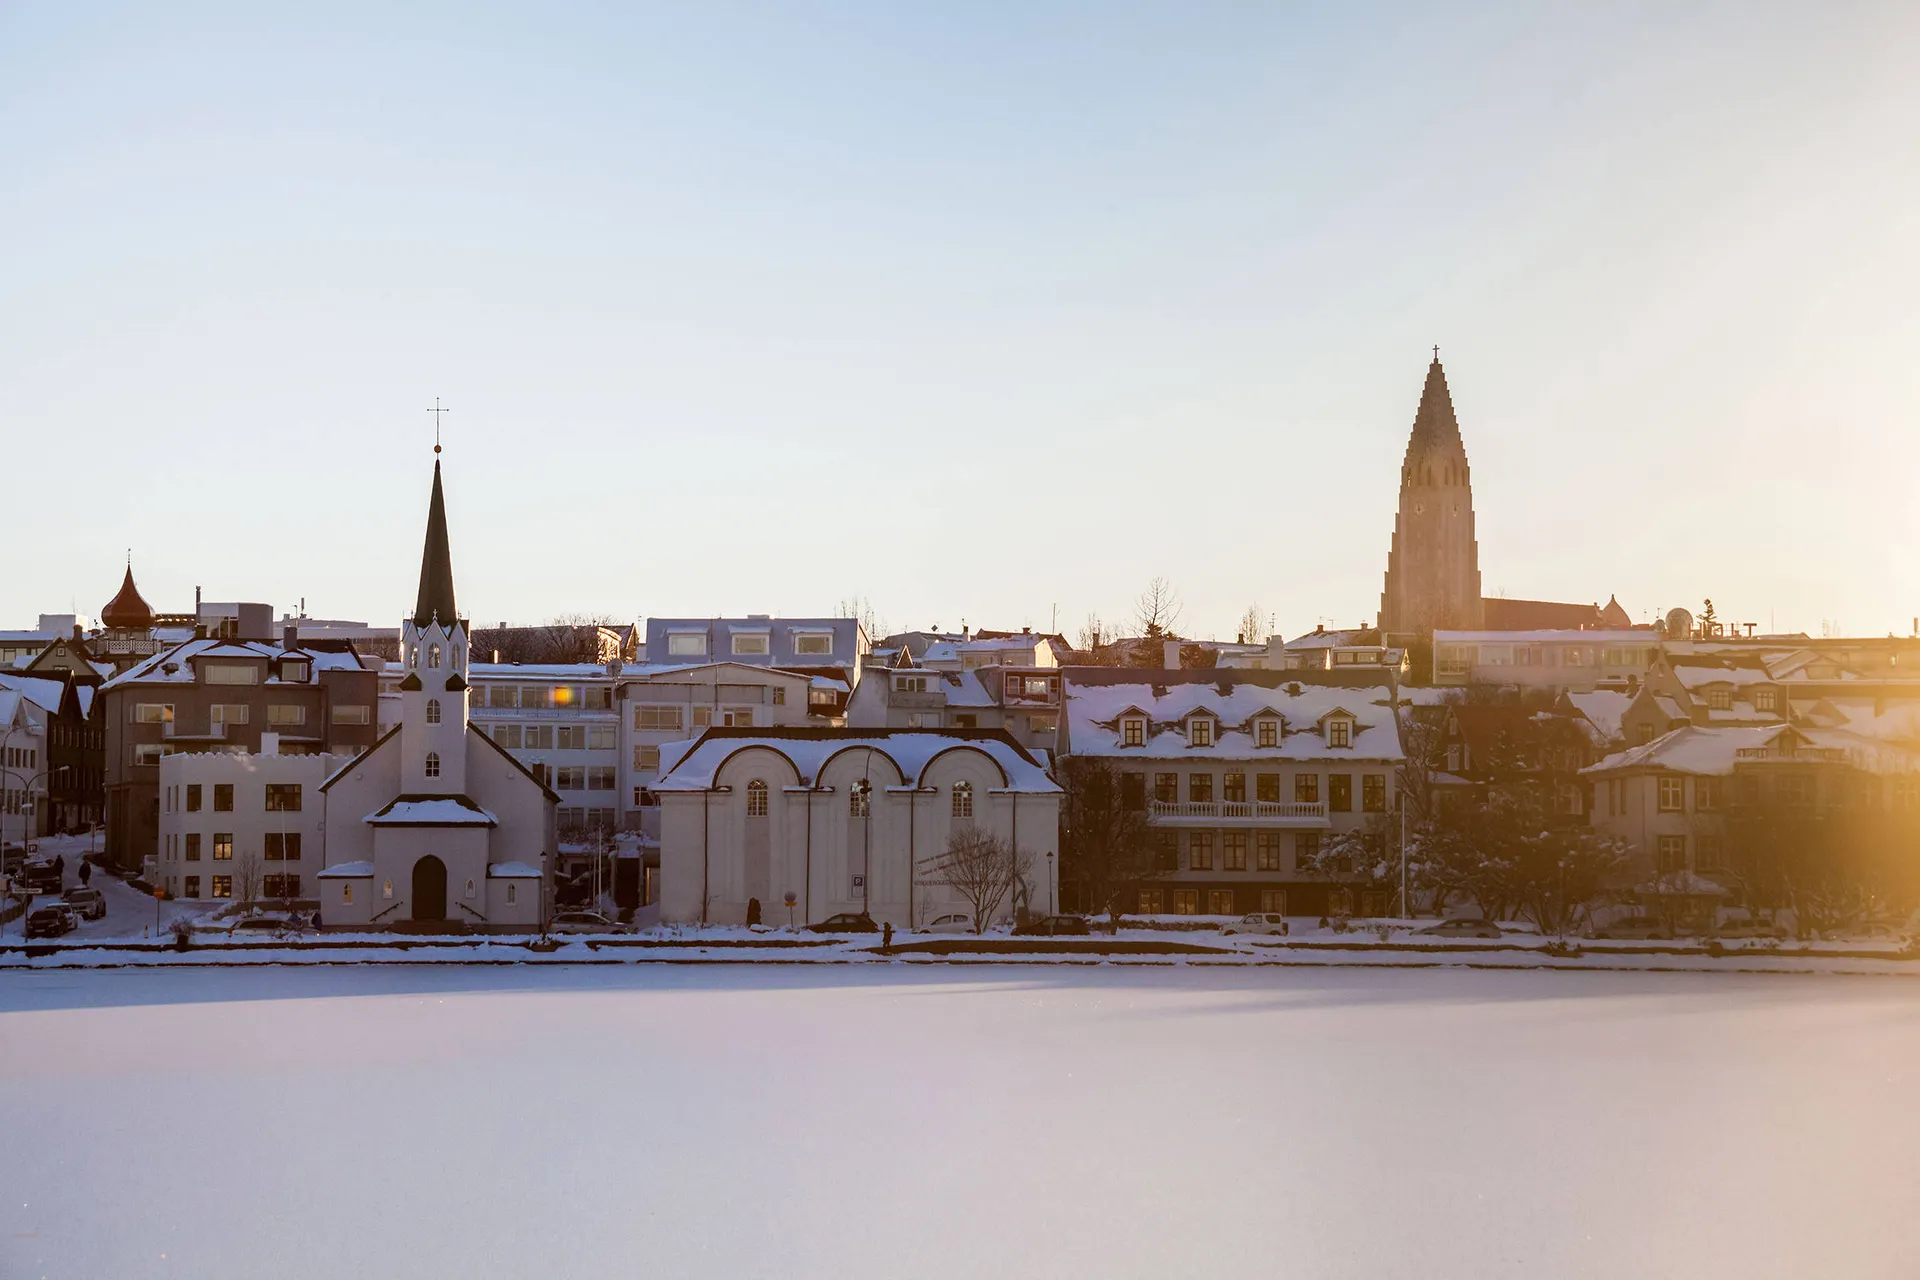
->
1148, 800, 1328, 827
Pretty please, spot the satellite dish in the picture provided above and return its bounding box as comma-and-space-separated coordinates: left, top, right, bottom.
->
1665, 607, 1694, 638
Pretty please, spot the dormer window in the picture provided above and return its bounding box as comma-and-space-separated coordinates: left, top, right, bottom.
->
1706, 688, 1732, 711
1327, 718, 1352, 748
1754, 687, 1778, 713
1189, 717, 1214, 747
1123, 717, 1145, 747
1256, 718, 1278, 749
428, 644, 442, 669
279, 660, 310, 683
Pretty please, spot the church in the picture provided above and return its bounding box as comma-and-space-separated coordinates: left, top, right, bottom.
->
316, 454, 556, 929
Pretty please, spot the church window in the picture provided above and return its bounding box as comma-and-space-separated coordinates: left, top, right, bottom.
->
452, 646, 464, 670
746, 779, 769, 817
425, 752, 441, 779
506, 884, 517, 905
383, 880, 393, 899
426, 699, 442, 724
464, 878, 477, 900
850, 784, 870, 817
342, 883, 353, 905
952, 781, 973, 819
428, 644, 442, 669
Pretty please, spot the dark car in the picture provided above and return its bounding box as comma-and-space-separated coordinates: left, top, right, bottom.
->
806, 912, 879, 933
1014, 914, 1091, 937
25, 904, 76, 939
61, 887, 106, 920
19, 859, 62, 893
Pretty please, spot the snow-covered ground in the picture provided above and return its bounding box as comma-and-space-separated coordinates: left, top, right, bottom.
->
3, 965, 1918, 1278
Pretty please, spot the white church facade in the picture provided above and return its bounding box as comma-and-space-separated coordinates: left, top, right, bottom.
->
315, 455, 557, 929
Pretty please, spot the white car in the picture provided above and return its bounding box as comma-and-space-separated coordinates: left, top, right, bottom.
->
1224, 912, 1289, 936
921, 912, 976, 935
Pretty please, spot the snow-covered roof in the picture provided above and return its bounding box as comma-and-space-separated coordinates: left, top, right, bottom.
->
0, 673, 68, 715
653, 730, 1057, 792
1565, 690, 1632, 742
316, 861, 375, 878
1800, 696, 1920, 745
1582, 724, 1920, 778
488, 861, 542, 878
104, 638, 366, 690
1284, 630, 1376, 651
1064, 676, 1402, 762
364, 795, 500, 826
1672, 665, 1779, 691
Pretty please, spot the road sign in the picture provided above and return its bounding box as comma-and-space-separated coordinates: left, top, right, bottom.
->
782, 891, 797, 907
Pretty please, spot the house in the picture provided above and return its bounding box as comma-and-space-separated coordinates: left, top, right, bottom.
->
643, 616, 865, 682
461, 662, 622, 837
653, 727, 1060, 929
846, 633, 1064, 755
0, 686, 47, 845
1223, 627, 1409, 674
1059, 670, 1404, 918
0, 672, 103, 834
154, 742, 351, 901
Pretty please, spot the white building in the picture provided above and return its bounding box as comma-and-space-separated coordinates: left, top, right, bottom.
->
654, 728, 1060, 929
154, 742, 349, 901
1433, 630, 1658, 692
0, 686, 48, 844
313, 456, 556, 930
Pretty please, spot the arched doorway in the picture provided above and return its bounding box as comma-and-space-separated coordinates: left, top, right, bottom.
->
411, 855, 448, 922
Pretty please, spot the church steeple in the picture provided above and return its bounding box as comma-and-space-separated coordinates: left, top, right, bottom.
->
1379, 353, 1483, 635
413, 460, 459, 628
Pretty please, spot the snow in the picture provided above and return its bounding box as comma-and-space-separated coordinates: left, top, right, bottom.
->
488, 860, 541, 877
654, 731, 1057, 792
1564, 689, 1631, 741
1585, 724, 1920, 778
104, 637, 365, 689
4, 965, 1919, 1278
1433, 628, 1650, 645
365, 796, 499, 825
316, 860, 375, 878
1064, 676, 1402, 761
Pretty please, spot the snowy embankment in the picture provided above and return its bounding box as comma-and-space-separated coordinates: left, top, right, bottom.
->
3, 922, 1916, 977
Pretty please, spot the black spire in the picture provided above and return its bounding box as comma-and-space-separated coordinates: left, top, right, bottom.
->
412, 460, 459, 628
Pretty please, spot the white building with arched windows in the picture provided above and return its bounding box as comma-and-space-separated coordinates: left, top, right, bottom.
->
653, 728, 1060, 928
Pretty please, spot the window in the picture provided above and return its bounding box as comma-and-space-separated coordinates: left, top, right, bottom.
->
1028, 713, 1057, 735
1296, 773, 1320, 803
771, 687, 787, 706
1256, 718, 1278, 748
1188, 832, 1214, 870
280, 660, 310, 683
746, 779, 769, 817
1895, 777, 1918, 812
731, 632, 770, 656
203, 663, 259, 685
1436, 646, 1472, 677
1328, 888, 1354, 916
554, 726, 583, 750
691, 708, 712, 729
425, 752, 441, 779
556, 766, 586, 790
263, 874, 301, 898
264, 832, 302, 861
1696, 835, 1725, 871
209, 703, 250, 729
426, 699, 442, 724
1706, 688, 1732, 711
1327, 718, 1352, 748
1329, 775, 1352, 812
213, 833, 233, 861
1695, 777, 1721, 812
490, 725, 520, 749
1172, 889, 1199, 915
267, 705, 306, 726
505, 882, 518, 906
265, 784, 301, 812
331, 705, 371, 725
794, 632, 833, 656
134, 703, 175, 724
428, 644, 442, 668
211, 875, 232, 899
1754, 688, 1777, 713
849, 783, 870, 817
1363, 775, 1386, 813
213, 784, 233, 812
896, 676, 929, 694
184, 876, 200, 898
588, 767, 616, 791
1657, 776, 1684, 812
1657, 834, 1687, 873
1155, 832, 1179, 871
722, 707, 755, 728
383, 880, 393, 899
1122, 717, 1145, 747
1259, 889, 1287, 913
342, 883, 353, 905
185, 833, 201, 861
666, 633, 707, 656
520, 687, 553, 711
634, 745, 660, 771
1256, 773, 1281, 803
1223, 772, 1246, 803
635, 705, 683, 732
951, 781, 973, 819
1256, 832, 1283, 872
1188, 773, 1213, 803
1295, 831, 1320, 863
589, 726, 617, 750
1153, 773, 1177, 803
187, 784, 202, 812
1188, 717, 1214, 747
1138, 888, 1164, 914
1222, 832, 1247, 871
1207, 889, 1236, 915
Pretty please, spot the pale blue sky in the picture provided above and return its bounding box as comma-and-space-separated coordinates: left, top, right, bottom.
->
3, 2, 1916, 641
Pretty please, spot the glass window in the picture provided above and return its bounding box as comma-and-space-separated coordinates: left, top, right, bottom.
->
1295, 831, 1320, 862
492, 725, 522, 749
425, 752, 441, 779
1328, 718, 1352, 748
557, 766, 586, 790
342, 882, 353, 905
426, 699, 442, 724
1329, 775, 1352, 812
186, 784, 202, 812
1189, 717, 1214, 747
1123, 718, 1144, 747
213, 833, 233, 861
731, 633, 770, 656
208, 875, 232, 899
1155, 832, 1178, 871
428, 644, 442, 668
588, 767, 616, 791
267, 705, 306, 726
1363, 775, 1386, 812
331, 705, 371, 725
264, 784, 301, 812
134, 703, 175, 724
667, 633, 707, 656
1153, 773, 1177, 803
184, 876, 201, 898
1188, 773, 1213, 803
211, 704, 249, 726
203, 663, 259, 685
1172, 889, 1199, 916
951, 781, 973, 819
1256, 832, 1283, 872
1259, 889, 1287, 913
1222, 832, 1247, 871
635, 706, 683, 731
793, 633, 833, 655
1657, 776, 1684, 811
1138, 888, 1164, 914
213, 784, 233, 812
1207, 889, 1235, 915
1256, 718, 1277, 748
1188, 832, 1214, 870
1256, 773, 1281, 803
185, 833, 201, 861
1657, 834, 1687, 872
1223, 772, 1246, 803
635, 745, 660, 770
1707, 689, 1732, 711
746, 779, 769, 817
1296, 773, 1320, 803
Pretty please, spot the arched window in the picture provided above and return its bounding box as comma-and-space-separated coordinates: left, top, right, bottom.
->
428, 644, 442, 669
426, 698, 442, 724
952, 780, 973, 819
408, 646, 419, 669
746, 779, 769, 818
425, 751, 441, 779
506, 883, 518, 905
849, 783, 870, 818
452, 645, 464, 670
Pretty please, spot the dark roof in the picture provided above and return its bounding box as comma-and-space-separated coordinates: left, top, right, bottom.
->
1479, 597, 1604, 631
101, 565, 155, 629
412, 460, 459, 628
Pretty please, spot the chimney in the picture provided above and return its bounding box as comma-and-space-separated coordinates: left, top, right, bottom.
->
1315, 624, 1324, 635
259, 732, 280, 756
1163, 639, 1181, 668
283, 623, 299, 651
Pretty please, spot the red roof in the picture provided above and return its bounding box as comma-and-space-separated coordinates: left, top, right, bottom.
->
100, 566, 155, 630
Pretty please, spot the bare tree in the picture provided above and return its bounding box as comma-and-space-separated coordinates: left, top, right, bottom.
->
927, 826, 1030, 933
233, 852, 263, 909
1237, 603, 1267, 646
1134, 577, 1183, 641
1076, 612, 1109, 655
1057, 756, 1159, 931
837, 596, 885, 642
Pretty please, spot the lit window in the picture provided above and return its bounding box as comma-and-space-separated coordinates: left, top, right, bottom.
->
211, 875, 232, 899
428, 644, 442, 668
426, 699, 441, 724
1327, 718, 1351, 748
1189, 717, 1213, 747
951, 781, 973, 819
850, 784, 870, 818
342, 883, 353, 905
425, 752, 441, 779
1257, 719, 1277, 748
746, 779, 769, 817
1123, 718, 1144, 747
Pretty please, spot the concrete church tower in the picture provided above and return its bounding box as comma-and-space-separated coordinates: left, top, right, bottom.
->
399, 457, 470, 795
1378, 355, 1484, 635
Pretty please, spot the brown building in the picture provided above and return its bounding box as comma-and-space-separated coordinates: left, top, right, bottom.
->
101, 627, 381, 871
1380, 356, 1483, 635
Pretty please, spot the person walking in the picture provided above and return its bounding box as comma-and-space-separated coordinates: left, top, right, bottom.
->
882, 921, 894, 954
78, 860, 92, 887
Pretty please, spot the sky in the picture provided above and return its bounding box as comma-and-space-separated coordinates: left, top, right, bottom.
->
2, 2, 1917, 643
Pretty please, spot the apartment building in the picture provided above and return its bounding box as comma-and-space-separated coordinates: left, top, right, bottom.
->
1432, 630, 1659, 692
462, 663, 622, 837
154, 744, 350, 901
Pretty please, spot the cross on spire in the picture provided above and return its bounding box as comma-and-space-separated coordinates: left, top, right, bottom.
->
428, 397, 450, 454
1432, 344, 1440, 363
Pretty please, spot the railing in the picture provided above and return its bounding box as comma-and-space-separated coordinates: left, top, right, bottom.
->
162, 723, 227, 740
888, 691, 947, 710
1734, 746, 1848, 762
1148, 800, 1328, 823
456, 901, 488, 923
370, 900, 403, 923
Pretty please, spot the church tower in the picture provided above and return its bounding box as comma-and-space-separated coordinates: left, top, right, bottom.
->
399, 456, 471, 795
1379, 355, 1483, 635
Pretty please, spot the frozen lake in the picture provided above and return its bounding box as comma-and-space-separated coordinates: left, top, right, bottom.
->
3, 965, 1917, 1279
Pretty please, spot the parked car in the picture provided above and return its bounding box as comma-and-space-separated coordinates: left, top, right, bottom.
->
1013, 914, 1091, 937
1418, 918, 1503, 939
920, 912, 976, 935
24, 904, 76, 939
547, 911, 633, 935
1589, 916, 1673, 940
228, 913, 305, 937
1224, 912, 1290, 936
61, 887, 106, 920
19, 859, 62, 893
806, 912, 879, 934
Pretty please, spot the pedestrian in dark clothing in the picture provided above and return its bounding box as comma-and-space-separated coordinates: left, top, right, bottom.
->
79, 861, 92, 887
882, 921, 894, 953
53, 854, 65, 883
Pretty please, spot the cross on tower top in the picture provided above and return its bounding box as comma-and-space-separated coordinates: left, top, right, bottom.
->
1432, 344, 1440, 363
428, 397, 450, 454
